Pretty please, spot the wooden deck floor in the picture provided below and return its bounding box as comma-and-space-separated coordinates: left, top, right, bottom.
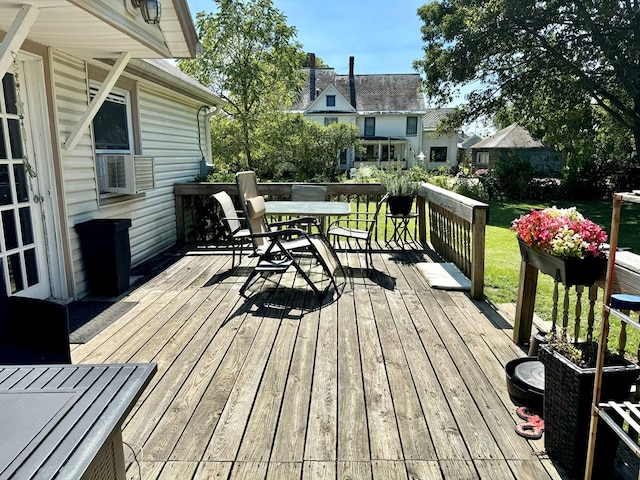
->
69, 245, 629, 480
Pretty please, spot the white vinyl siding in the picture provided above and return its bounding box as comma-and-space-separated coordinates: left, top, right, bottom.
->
52, 51, 208, 297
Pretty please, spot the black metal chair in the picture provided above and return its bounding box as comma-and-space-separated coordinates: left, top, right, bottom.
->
211, 191, 252, 269
327, 193, 389, 273
0, 273, 71, 365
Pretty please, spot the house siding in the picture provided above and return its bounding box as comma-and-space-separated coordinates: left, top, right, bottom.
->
421, 132, 459, 170
51, 52, 207, 298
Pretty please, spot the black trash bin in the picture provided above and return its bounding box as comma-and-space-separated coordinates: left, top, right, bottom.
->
75, 218, 132, 296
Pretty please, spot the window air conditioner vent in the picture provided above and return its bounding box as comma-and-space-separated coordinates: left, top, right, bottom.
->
97, 154, 155, 195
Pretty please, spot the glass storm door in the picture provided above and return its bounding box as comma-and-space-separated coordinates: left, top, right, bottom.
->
0, 69, 49, 297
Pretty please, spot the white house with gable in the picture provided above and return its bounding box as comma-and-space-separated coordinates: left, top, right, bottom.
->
291, 56, 459, 172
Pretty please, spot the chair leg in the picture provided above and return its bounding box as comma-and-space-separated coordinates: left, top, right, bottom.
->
239, 269, 261, 297
231, 242, 237, 269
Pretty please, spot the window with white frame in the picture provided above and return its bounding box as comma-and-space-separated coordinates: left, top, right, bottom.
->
324, 117, 338, 126
91, 86, 133, 153
326, 95, 336, 107
406, 116, 418, 136
364, 117, 375, 136
91, 84, 146, 197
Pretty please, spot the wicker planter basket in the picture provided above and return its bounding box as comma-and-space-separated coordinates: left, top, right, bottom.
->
539, 343, 640, 479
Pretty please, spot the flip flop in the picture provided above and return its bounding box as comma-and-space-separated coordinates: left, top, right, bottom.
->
515, 419, 545, 440
516, 406, 541, 421
515, 407, 544, 439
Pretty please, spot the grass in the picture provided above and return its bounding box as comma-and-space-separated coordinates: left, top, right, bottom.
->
485, 199, 640, 355
347, 195, 640, 354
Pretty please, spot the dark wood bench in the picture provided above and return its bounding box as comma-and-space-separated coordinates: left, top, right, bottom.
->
0, 274, 71, 365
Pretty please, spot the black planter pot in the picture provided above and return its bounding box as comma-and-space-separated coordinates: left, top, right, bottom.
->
387, 195, 414, 215
517, 238, 606, 287
539, 343, 640, 479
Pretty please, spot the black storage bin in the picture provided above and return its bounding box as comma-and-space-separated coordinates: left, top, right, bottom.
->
75, 219, 132, 296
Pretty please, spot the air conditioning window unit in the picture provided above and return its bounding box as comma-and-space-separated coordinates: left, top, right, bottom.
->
97, 154, 155, 195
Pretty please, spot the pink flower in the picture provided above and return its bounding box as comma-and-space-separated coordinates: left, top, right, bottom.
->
512, 207, 607, 259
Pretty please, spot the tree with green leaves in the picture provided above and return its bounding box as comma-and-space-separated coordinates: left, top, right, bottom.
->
208, 112, 360, 182
178, 0, 305, 168
413, 0, 640, 157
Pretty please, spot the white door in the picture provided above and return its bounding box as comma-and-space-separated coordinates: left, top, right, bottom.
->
0, 60, 51, 298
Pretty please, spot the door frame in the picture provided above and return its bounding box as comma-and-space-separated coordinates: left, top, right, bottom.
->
16, 51, 66, 299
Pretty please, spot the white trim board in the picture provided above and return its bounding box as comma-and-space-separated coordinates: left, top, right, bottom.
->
417, 262, 471, 291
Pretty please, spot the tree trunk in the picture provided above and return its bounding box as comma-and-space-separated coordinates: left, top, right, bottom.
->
239, 113, 252, 169
633, 101, 640, 159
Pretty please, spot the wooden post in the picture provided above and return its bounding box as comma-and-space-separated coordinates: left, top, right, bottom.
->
175, 188, 185, 244
417, 195, 427, 243
514, 259, 539, 345
470, 206, 487, 299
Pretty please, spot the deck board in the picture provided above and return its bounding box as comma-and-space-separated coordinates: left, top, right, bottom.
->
71, 246, 583, 479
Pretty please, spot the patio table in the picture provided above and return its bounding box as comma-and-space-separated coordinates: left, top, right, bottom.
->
0, 363, 156, 480
265, 200, 350, 218
265, 200, 351, 231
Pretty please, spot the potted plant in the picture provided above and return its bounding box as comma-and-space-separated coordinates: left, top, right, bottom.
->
511, 206, 607, 286
539, 336, 640, 479
377, 168, 420, 215
512, 207, 635, 478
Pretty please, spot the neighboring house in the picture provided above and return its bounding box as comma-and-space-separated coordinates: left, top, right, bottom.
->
291, 56, 450, 171
1, 1, 223, 301
471, 123, 562, 174
421, 108, 459, 171
457, 133, 483, 167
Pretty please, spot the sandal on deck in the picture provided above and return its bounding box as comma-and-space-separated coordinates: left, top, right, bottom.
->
516, 406, 541, 421
515, 407, 544, 440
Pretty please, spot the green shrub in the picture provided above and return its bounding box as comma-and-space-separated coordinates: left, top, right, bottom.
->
481, 153, 534, 200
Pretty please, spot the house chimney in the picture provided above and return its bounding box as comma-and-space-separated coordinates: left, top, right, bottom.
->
349, 56, 356, 108
309, 53, 316, 101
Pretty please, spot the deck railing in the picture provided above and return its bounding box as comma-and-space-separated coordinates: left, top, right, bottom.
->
174, 181, 488, 298
417, 183, 488, 299
513, 249, 640, 359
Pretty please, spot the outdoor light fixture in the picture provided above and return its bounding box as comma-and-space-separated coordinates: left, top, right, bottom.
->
131, 0, 161, 24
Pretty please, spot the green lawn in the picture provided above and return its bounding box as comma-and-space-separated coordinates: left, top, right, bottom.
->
485, 200, 640, 353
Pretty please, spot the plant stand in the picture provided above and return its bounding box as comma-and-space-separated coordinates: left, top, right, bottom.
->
585, 192, 640, 480
513, 239, 606, 345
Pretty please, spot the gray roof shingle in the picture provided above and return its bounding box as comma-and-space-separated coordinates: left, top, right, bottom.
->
472, 123, 545, 149
292, 68, 426, 113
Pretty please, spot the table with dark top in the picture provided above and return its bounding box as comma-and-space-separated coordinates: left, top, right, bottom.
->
0, 363, 156, 480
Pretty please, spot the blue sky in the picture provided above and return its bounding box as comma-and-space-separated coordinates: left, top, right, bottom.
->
185, 0, 427, 75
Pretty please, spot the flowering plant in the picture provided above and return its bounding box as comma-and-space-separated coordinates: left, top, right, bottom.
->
511, 206, 607, 259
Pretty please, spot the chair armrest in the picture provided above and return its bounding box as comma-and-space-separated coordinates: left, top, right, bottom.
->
327, 218, 375, 230
248, 227, 309, 240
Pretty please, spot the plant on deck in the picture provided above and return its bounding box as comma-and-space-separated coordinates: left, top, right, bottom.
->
511, 206, 607, 259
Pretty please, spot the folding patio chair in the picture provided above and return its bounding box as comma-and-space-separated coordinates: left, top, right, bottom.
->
290, 184, 327, 201
211, 191, 251, 268
235, 172, 345, 298
236, 171, 321, 235
327, 193, 389, 272
291, 184, 329, 231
